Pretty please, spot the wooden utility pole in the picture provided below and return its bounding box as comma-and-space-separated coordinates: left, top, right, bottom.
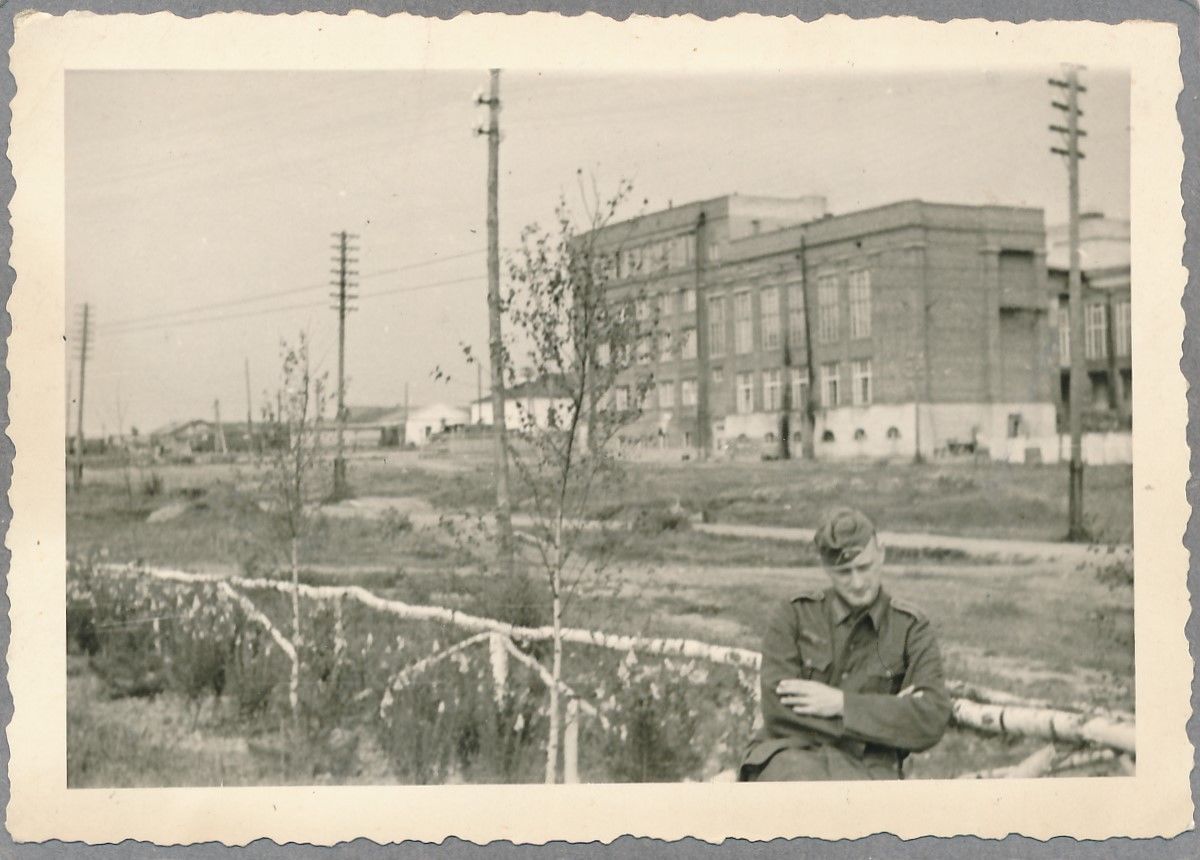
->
72, 303, 90, 491
1051, 65, 1088, 541
331, 229, 359, 499
403, 381, 410, 445
476, 69, 515, 577
693, 212, 712, 460
214, 399, 228, 454
798, 236, 817, 460
779, 273, 794, 460
244, 357, 254, 452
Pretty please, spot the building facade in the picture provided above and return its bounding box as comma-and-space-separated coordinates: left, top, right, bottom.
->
592, 195, 1057, 459
1046, 213, 1131, 432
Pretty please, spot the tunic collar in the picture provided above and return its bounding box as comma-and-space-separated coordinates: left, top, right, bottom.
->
830, 588, 890, 630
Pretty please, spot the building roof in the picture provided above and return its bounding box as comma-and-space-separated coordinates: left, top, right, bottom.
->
344, 404, 405, 425
1046, 213, 1130, 272
474, 374, 572, 403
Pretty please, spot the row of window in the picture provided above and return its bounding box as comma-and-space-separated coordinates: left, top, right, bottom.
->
1057, 298, 1131, 362
610, 236, 722, 279
632, 271, 873, 363
637, 359, 874, 414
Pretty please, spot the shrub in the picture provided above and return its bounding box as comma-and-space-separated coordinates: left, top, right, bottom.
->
375, 638, 547, 784
583, 650, 754, 782
141, 472, 165, 497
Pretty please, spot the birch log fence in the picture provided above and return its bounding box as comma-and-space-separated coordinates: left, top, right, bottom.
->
93, 562, 1135, 779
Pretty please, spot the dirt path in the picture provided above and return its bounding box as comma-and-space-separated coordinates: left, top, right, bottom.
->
693, 521, 1131, 564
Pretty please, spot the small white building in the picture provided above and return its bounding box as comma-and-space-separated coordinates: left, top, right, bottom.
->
470, 377, 574, 431
405, 403, 469, 446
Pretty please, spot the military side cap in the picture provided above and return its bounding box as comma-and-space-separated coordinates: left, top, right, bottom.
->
814, 507, 876, 566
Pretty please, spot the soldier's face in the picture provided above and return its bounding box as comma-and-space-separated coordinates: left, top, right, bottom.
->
824, 538, 884, 609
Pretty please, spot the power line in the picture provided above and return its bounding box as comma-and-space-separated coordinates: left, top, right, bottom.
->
99, 247, 487, 332
103, 273, 486, 337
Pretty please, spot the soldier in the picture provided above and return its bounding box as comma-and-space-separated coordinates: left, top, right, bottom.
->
739, 507, 951, 781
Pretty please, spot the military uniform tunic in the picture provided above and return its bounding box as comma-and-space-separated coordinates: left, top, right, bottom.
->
739, 587, 951, 781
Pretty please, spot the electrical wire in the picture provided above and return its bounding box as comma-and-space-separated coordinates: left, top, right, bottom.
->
101, 247, 488, 332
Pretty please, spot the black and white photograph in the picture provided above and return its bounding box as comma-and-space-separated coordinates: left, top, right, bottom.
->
5, 10, 1191, 846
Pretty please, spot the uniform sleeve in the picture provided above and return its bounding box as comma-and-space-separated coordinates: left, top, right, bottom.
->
759, 601, 845, 742
840, 616, 951, 752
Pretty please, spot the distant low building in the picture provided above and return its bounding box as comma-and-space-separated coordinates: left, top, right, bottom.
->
470, 376, 574, 431
149, 419, 219, 456
406, 402, 469, 445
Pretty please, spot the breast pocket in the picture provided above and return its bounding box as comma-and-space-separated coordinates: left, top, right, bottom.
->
862, 645, 905, 694
800, 651, 832, 683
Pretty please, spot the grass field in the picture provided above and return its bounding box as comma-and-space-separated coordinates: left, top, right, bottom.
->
67, 452, 1135, 784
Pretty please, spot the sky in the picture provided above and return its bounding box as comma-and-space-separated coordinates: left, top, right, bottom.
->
65, 68, 1129, 437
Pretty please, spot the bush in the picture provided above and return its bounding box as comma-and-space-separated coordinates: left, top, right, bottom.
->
141, 472, 165, 497
375, 638, 547, 784
582, 650, 754, 782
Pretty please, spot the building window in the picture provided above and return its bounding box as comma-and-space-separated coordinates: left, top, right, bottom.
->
657, 292, 672, 321
712, 366, 723, 386
658, 380, 675, 409
760, 287, 781, 350
734, 291, 753, 354
821, 429, 836, 443
1085, 302, 1108, 360
668, 236, 690, 269
614, 386, 629, 411
659, 330, 673, 362
1115, 299, 1130, 356
851, 359, 872, 406
1057, 298, 1070, 366
708, 295, 726, 357
680, 378, 697, 407
854, 428, 867, 441
788, 368, 809, 410
817, 274, 840, 343
682, 288, 696, 313
636, 298, 650, 322
821, 362, 840, 407
788, 282, 807, 347
736, 371, 755, 414
679, 327, 697, 360
764, 368, 782, 411
886, 426, 901, 439
848, 270, 871, 339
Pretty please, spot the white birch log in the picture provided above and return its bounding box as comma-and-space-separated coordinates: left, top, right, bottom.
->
216, 581, 298, 713
946, 679, 1134, 724
956, 743, 1057, 780
951, 699, 1136, 755
1004, 743, 1058, 778
499, 637, 608, 730
1052, 748, 1117, 774
387, 632, 492, 692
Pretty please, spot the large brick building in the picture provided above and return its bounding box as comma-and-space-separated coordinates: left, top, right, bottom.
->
591, 194, 1057, 459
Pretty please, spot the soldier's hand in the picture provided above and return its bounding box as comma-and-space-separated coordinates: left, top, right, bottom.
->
776, 678, 845, 717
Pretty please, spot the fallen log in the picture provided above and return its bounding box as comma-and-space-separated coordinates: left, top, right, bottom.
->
946, 679, 1134, 724
951, 699, 1135, 755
